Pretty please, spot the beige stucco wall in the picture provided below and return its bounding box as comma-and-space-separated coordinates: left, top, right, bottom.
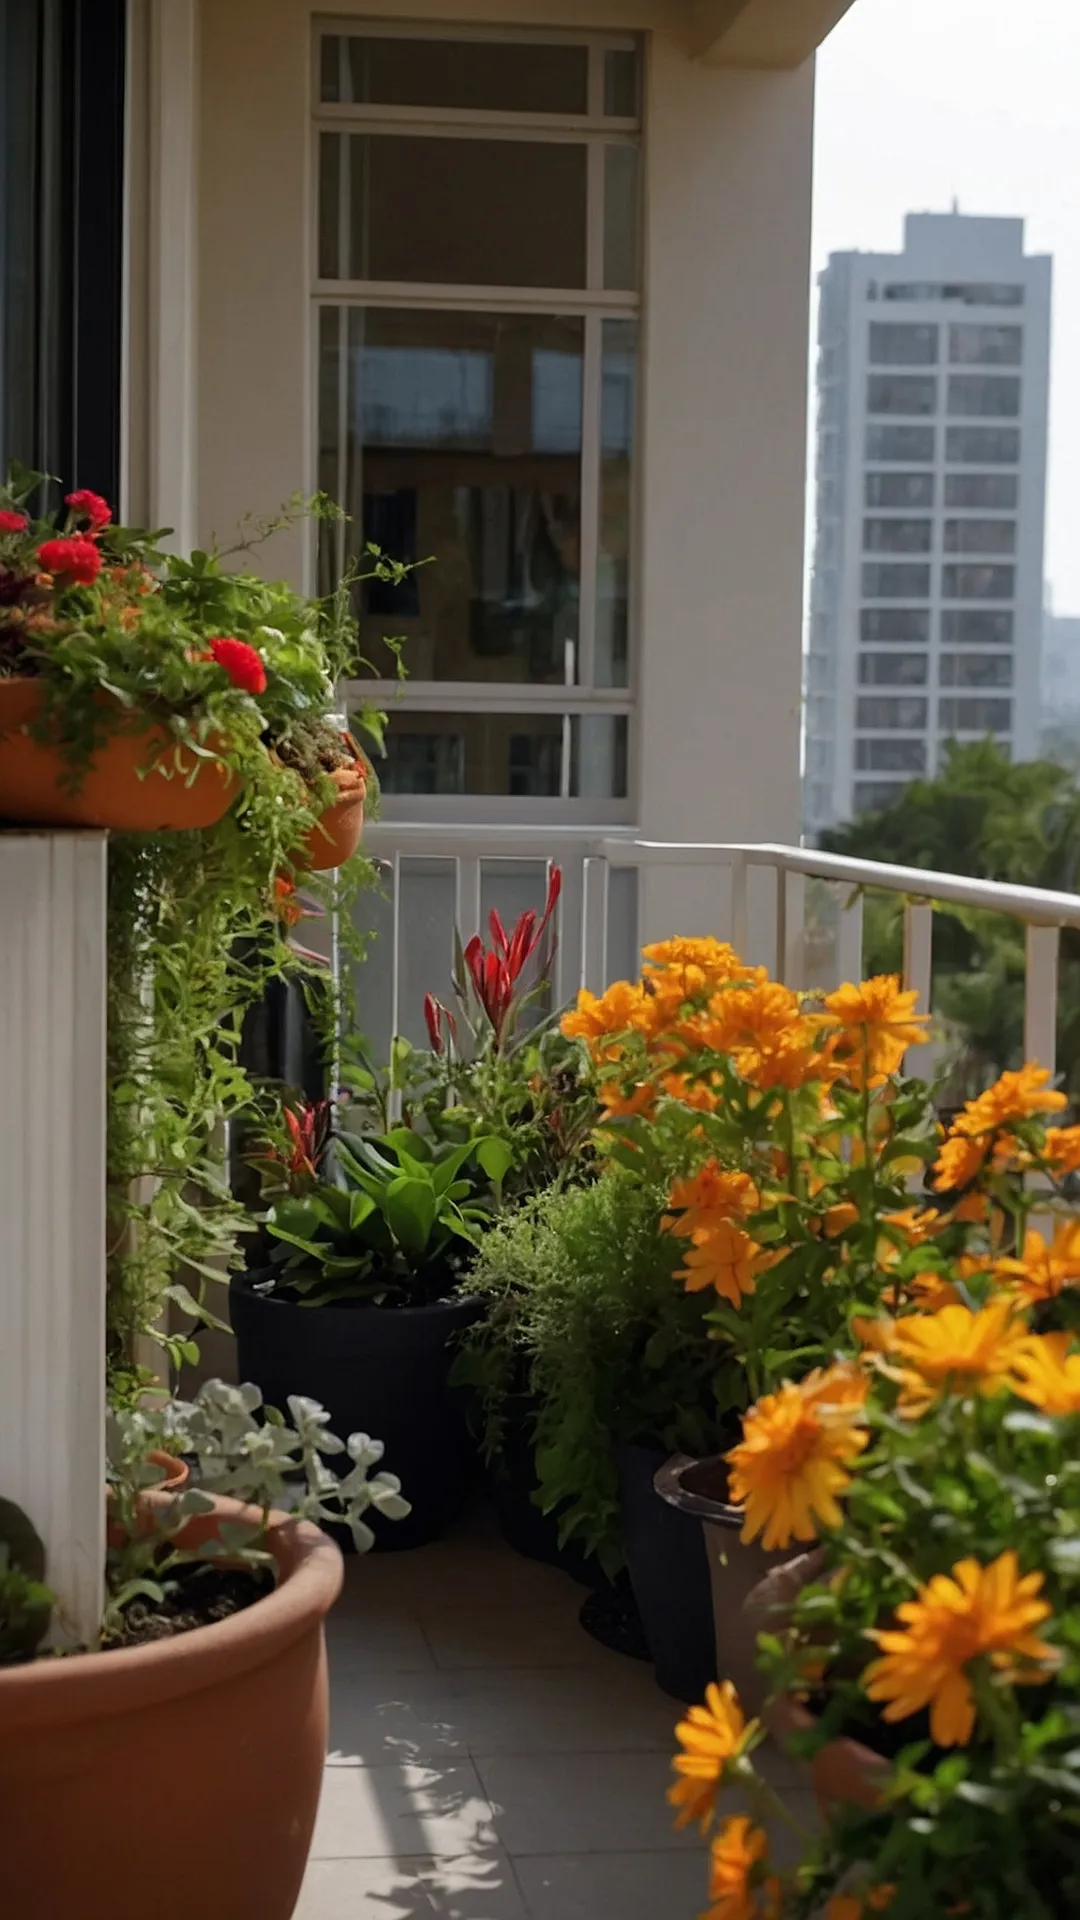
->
194, 0, 812, 877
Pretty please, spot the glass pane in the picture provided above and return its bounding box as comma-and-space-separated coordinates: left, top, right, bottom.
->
323, 131, 588, 289
604, 48, 639, 117
320, 34, 588, 114
596, 319, 636, 689
603, 145, 640, 291
317, 130, 340, 280
322, 307, 584, 684
359, 710, 628, 797
316, 306, 341, 597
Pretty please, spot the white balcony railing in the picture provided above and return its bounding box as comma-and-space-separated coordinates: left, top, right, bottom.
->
361, 824, 1080, 1078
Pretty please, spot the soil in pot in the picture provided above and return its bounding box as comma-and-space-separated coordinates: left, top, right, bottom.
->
104, 1559, 274, 1649
616, 1442, 717, 1702
274, 721, 366, 871
230, 1271, 478, 1550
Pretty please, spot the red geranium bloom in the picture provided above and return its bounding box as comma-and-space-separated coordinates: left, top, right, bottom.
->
37, 536, 103, 585
208, 635, 267, 695
0, 510, 28, 534
65, 489, 112, 532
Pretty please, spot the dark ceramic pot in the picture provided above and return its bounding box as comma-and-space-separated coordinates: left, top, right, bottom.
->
615, 1443, 717, 1703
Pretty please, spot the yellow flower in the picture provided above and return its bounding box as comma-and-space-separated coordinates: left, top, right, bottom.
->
886, 1300, 1031, 1415
561, 980, 653, 1052
726, 1375, 868, 1550
955, 1064, 1067, 1136
699, 980, 804, 1054
863, 1550, 1056, 1747
675, 1222, 777, 1307
659, 1069, 721, 1112
701, 1816, 769, 1920
799, 1360, 871, 1413
820, 975, 929, 1086
1010, 1331, 1080, 1415
932, 1132, 988, 1193
642, 937, 756, 988
824, 1200, 860, 1239
741, 1030, 832, 1091
995, 1220, 1080, 1305
882, 1205, 944, 1245
669, 1681, 756, 1832
904, 1269, 964, 1311
664, 1163, 762, 1239
598, 1078, 656, 1120
1043, 1125, 1080, 1174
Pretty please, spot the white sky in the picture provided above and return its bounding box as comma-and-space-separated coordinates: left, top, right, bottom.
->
813, 0, 1080, 614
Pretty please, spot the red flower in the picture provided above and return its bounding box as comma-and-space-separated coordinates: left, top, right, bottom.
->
0, 510, 28, 534
424, 993, 457, 1056
208, 635, 267, 695
65, 489, 112, 532
464, 936, 515, 1044
37, 536, 103, 586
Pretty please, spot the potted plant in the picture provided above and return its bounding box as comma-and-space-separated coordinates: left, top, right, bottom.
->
0, 1380, 409, 1920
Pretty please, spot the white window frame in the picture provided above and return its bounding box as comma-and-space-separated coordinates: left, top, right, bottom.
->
311, 16, 643, 825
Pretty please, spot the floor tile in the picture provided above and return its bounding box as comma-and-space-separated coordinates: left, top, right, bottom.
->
474, 1751, 698, 1857
309, 1760, 496, 1861
512, 1849, 709, 1920
327, 1667, 681, 1768
296, 1853, 529, 1920
420, 1602, 614, 1672
326, 1610, 437, 1675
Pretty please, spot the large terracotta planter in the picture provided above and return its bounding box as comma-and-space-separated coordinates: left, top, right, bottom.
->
0, 677, 238, 830
0, 1492, 343, 1920
303, 735, 367, 871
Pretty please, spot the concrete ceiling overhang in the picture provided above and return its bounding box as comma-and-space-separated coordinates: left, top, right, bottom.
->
684, 0, 861, 68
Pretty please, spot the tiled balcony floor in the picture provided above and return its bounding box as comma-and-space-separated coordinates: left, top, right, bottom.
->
296, 1505, 815, 1919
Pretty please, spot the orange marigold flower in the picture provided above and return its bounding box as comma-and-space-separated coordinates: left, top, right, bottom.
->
863, 1550, 1055, 1747
700, 980, 804, 1055
953, 1065, 1067, 1139
726, 1376, 868, 1550
659, 1069, 720, 1112
669, 1681, 756, 1833
799, 1360, 871, 1413
882, 1205, 944, 1245
642, 937, 756, 986
904, 1269, 964, 1311
740, 1031, 832, 1091
995, 1220, 1080, 1305
598, 1079, 656, 1121
819, 975, 929, 1086
702, 1816, 770, 1920
1010, 1332, 1080, 1415
886, 1300, 1031, 1415
932, 1132, 988, 1193
664, 1163, 761, 1240
948, 1189, 992, 1224
675, 1223, 777, 1307
561, 980, 653, 1053
1043, 1125, 1080, 1175
824, 1201, 860, 1239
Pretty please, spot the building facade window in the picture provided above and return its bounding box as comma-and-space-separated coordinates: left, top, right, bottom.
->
947, 374, 1022, 418
315, 23, 640, 812
939, 697, 1012, 732
854, 780, 907, 813
860, 608, 930, 643
944, 472, 1018, 509
949, 324, 1023, 366
868, 322, 938, 365
863, 517, 932, 553
939, 653, 1013, 688
943, 519, 1016, 555
855, 737, 927, 772
866, 373, 937, 415
941, 564, 1015, 600
862, 562, 932, 599
941, 610, 1013, 646
946, 426, 1020, 463
865, 424, 935, 462
865, 471, 935, 508
856, 695, 928, 730
858, 653, 928, 686
882, 282, 1024, 307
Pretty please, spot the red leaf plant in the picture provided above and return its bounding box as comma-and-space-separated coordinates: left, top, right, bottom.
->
453, 865, 562, 1052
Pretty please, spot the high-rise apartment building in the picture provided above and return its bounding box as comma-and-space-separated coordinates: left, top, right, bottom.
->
804, 213, 1052, 836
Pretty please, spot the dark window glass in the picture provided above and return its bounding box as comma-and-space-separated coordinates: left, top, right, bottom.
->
320, 33, 590, 114
862, 563, 931, 599
363, 710, 628, 797
939, 697, 1012, 732
865, 471, 934, 507
856, 696, 928, 730
855, 779, 910, 813
942, 564, 1015, 601
858, 653, 928, 686
860, 608, 930, 643
855, 738, 927, 772
863, 518, 932, 554
941, 610, 1013, 645
867, 373, 937, 415
947, 374, 1021, 418
949, 324, 1023, 366
946, 427, 1020, 464
945, 472, 1018, 509
943, 519, 1016, 556
940, 654, 1013, 688
865, 424, 935, 462
868, 323, 938, 365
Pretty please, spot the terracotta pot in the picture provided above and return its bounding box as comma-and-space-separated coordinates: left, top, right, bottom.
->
303, 734, 367, 871
0, 678, 238, 831
767, 1693, 888, 1816
106, 1453, 190, 1549
655, 1454, 800, 1714
0, 1491, 343, 1919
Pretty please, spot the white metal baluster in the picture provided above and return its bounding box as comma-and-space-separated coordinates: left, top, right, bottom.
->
555, 855, 586, 1011
582, 856, 610, 995
1024, 923, 1060, 1078
730, 854, 748, 959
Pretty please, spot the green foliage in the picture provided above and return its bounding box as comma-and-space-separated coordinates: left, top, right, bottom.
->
265, 1131, 496, 1306
0, 1498, 52, 1664
454, 1169, 737, 1576
823, 739, 1080, 1094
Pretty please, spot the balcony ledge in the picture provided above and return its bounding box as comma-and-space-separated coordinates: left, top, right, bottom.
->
685, 0, 861, 69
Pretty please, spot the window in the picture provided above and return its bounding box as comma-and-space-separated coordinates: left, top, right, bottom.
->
856, 696, 928, 730
945, 472, 1018, 509
858, 653, 928, 687
863, 518, 932, 554
939, 698, 1012, 732
865, 425, 935, 462
939, 654, 1013, 688
855, 780, 908, 815
862, 563, 931, 599
943, 519, 1016, 556
860, 608, 930, 644
868, 323, 938, 365
946, 427, 1020, 464
883, 283, 1024, 307
316, 25, 640, 811
949, 324, 1023, 366
867, 374, 937, 415
855, 738, 927, 772
941, 610, 1013, 646
947, 375, 1021, 418
865, 472, 935, 508
942, 564, 1015, 600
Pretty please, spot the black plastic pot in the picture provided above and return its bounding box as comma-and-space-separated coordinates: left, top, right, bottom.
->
615, 1442, 717, 1703
487, 1396, 605, 1590
229, 1273, 479, 1551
